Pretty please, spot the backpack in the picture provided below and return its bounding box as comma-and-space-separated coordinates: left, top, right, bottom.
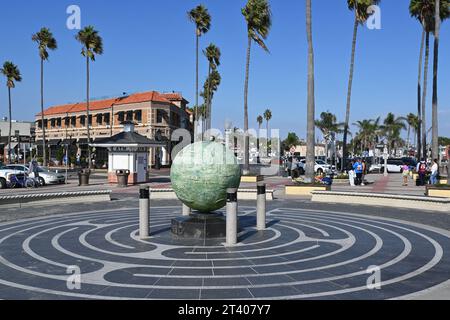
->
419, 163, 427, 174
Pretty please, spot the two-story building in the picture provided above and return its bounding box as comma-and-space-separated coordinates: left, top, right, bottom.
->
34, 91, 192, 167
0, 119, 36, 163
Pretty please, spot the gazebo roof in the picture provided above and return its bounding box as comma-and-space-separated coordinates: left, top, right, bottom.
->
90, 121, 165, 148
90, 132, 164, 148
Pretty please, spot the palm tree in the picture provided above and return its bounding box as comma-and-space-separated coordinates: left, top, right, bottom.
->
75, 26, 103, 170
201, 69, 221, 132
32, 27, 57, 167
305, 0, 316, 182
188, 5, 211, 141
406, 113, 420, 151
257, 115, 264, 162
263, 109, 272, 136
315, 111, 344, 164
410, 0, 437, 159
354, 119, 374, 153
242, 0, 272, 175
381, 113, 407, 156
431, 0, 450, 160
1, 62, 22, 165
203, 43, 221, 132
341, 0, 380, 172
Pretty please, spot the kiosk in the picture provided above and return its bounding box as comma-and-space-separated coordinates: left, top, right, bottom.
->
91, 121, 164, 185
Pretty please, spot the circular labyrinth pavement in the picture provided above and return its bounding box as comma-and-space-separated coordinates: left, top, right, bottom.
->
0, 206, 450, 300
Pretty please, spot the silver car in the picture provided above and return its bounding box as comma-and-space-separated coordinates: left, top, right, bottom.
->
1, 164, 66, 186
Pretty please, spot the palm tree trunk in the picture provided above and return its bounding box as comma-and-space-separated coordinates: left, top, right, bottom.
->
422, 32, 430, 160
257, 123, 261, 163
342, 15, 359, 172
86, 55, 91, 170
432, 0, 440, 161
206, 63, 212, 133
7, 87, 12, 165
195, 31, 200, 142
417, 30, 425, 161
407, 124, 411, 152
40, 58, 47, 167
306, 0, 316, 182
243, 35, 252, 175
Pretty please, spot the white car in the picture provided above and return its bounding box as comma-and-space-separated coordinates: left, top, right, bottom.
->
0, 167, 16, 189
0, 165, 66, 187
299, 159, 334, 174
370, 160, 404, 173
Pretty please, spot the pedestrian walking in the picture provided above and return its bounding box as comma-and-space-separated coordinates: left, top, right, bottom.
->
416, 158, 427, 186
401, 162, 410, 187
348, 160, 356, 187
430, 159, 439, 185
353, 159, 364, 186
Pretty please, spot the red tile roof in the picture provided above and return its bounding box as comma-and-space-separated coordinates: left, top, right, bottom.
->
37, 91, 179, 117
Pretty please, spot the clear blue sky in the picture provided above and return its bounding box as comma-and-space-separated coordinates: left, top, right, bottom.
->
0, 0, 449, 139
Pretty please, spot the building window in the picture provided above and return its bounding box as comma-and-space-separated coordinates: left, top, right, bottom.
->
135, 110, 142, 122
88, 115, 92, 126
157, 110, 164, 124
15, 130, 20, 136
44, 119, 48, 128
104, 113, 110, 125
50, 119, 56, 128
171, 112, 180, 127
71, 116, 76, 127
96, 114, 103, 125
80, 116, 86, 127
37, 120, 42, 129
56, 118, 62, 128
117, 112, 125, 122
126, 111, 133, 121
65, 117, 70, 127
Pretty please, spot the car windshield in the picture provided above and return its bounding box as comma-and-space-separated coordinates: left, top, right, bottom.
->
316, 160, 326, 165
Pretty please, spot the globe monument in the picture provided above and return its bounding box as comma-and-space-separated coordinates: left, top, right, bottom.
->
171, 141, 242, 239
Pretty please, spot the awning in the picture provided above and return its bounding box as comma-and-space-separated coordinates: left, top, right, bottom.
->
47, 139, 62, 146
61, 139, 76, 146
36, 139, 61, 147
77, 139, 89, 145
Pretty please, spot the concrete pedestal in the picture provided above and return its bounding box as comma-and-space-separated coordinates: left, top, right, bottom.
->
171, 213, 240, 240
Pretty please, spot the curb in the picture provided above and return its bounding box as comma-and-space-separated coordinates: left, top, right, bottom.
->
0, 190, 112, 209
311, 191, 450, 212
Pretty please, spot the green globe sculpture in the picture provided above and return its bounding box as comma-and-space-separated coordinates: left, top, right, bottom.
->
171, 141, 241, 213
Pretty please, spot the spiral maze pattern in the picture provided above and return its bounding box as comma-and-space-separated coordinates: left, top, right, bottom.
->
0, 206, 449, 300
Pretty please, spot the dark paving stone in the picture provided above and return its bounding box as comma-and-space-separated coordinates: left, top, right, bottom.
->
148, 288, 200, 300
249, 285, 301, 299
200, 288, 253, 299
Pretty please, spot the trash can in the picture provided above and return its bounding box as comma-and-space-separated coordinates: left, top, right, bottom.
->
78, 169, 90, 186
116, 170, 130, 187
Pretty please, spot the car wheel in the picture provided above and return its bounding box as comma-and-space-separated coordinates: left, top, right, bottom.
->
38, 177, 46, 186
0, 178, 6, 189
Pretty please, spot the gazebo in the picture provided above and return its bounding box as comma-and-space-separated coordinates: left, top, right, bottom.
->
91, 121, 165, 185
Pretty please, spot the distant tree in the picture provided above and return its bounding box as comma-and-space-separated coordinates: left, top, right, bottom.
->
1, 61, 22, 164
75, 26, 103, 170
282, 132, 300, 151
242, 0, 272, 175
188, 5, 211, 140
32, 27, 57, 167
342, 0, 381, 172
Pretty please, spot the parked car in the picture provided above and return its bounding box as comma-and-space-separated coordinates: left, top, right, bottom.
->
0, 167, 16, 189
0, 164, 66, 186
381, 159, 404, 173
299, 159, 334, 175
